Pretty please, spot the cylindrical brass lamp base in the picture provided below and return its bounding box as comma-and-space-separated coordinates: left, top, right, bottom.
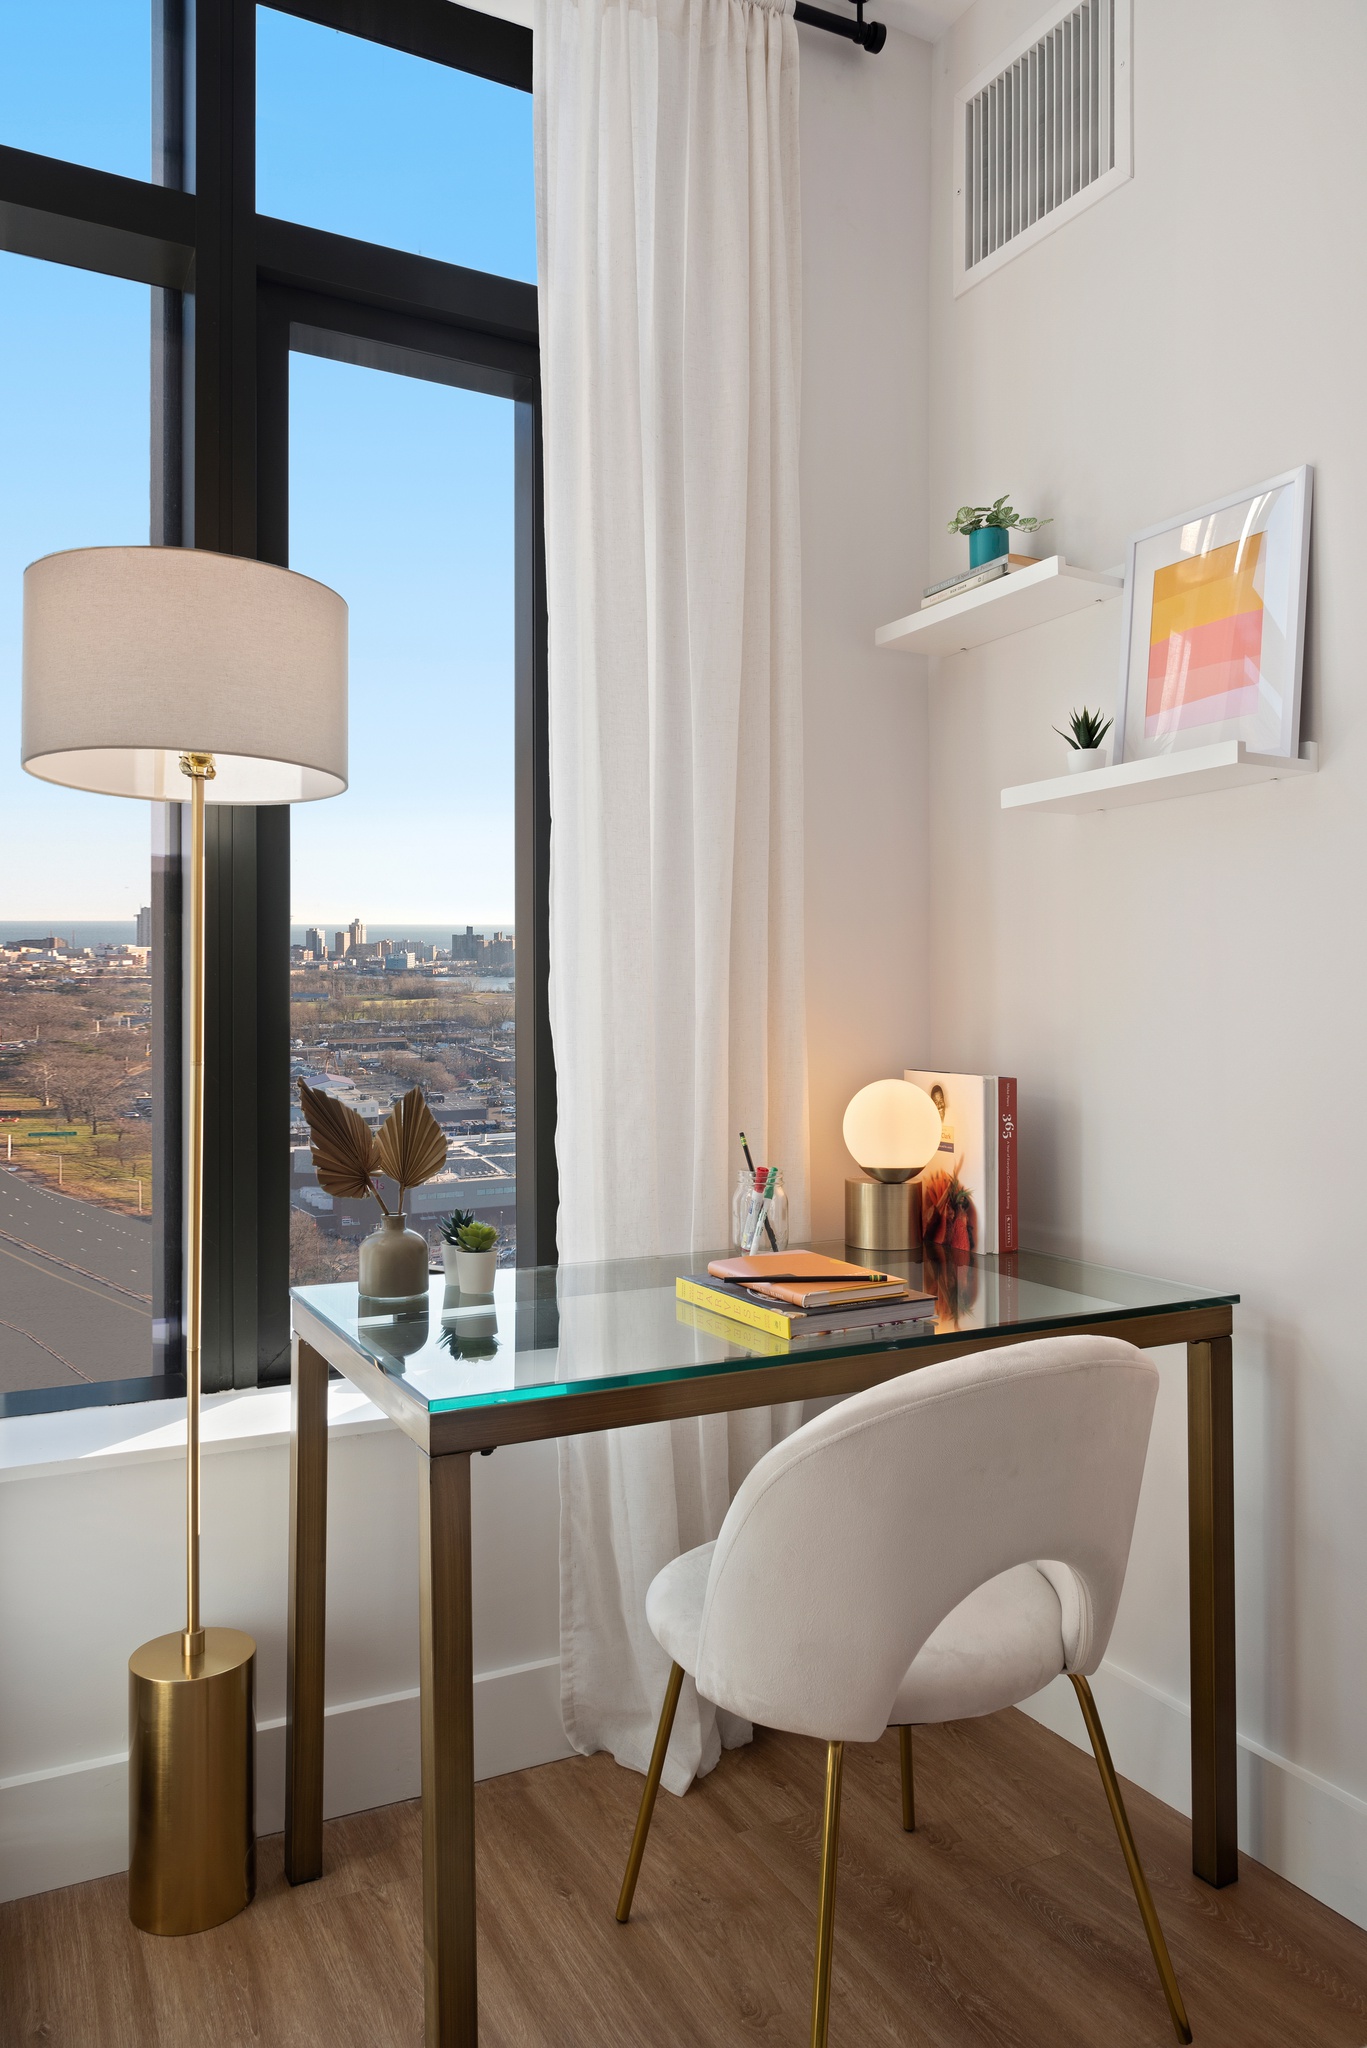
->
128, 1628, 256, 1936
845, 1177, 922, 1254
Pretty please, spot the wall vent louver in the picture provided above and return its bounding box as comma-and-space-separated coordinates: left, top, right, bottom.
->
954, 0, 1131, 295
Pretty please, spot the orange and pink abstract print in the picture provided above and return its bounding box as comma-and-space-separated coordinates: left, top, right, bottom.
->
1145, 533, 1265, 738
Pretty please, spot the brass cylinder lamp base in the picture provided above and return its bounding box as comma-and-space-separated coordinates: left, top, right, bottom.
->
128, 1627, 256, 1935
845, 1178, 922, 1254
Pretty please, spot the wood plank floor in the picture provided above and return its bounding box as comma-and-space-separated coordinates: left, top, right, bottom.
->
4, 1708, 1366, 2047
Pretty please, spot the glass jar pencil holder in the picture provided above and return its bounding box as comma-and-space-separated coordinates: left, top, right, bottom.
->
731, 1167, 789, 1253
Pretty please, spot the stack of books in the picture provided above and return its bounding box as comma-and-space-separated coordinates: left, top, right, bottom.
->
676, 1251, 936, 1346
920, 553, 1038, 609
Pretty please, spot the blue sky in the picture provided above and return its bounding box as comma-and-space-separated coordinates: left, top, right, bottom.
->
0, 4, 535, 922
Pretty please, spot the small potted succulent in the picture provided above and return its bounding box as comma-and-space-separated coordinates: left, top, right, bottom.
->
440, 1209, 499, 1294
1054, 705, 1114, 773
948, 494, 1052, 568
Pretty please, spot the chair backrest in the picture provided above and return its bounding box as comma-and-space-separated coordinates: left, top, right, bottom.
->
694, 1334, 1158, 1743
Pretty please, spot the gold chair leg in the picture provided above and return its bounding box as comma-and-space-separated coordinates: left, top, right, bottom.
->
811, 1740, 845, 2048
616, 1660, 685, 1923
897, 1725, 915, 1832
1070, 1675, 1193, 2044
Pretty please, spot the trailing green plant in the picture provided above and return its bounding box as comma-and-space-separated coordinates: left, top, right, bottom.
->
947, 495, 1052, 536
441, 1209, 498, 1253
1054, 706, 1114, 751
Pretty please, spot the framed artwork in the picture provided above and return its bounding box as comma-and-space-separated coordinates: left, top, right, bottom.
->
1114, 465, 1312, 764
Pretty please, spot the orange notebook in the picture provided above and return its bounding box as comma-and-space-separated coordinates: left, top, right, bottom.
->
705, 1250, 910, 1311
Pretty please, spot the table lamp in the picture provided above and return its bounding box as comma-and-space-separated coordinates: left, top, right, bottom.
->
842, 1077, 943, 1252
21, 545, 348, 1936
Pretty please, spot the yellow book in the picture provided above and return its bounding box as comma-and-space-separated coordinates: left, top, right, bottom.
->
675, 1299, 791, 1356
675, 1274, 801, 1338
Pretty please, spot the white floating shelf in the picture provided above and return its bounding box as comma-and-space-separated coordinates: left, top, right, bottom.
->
875, 555, 1123, 657
1002, 740, 1318, 814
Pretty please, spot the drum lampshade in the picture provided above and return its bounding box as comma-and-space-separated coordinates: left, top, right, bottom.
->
21, 546, 348, 803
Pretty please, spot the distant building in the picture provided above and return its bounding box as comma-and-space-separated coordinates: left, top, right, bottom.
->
304, 927, 326, 958
348, 917, 366, 950
383, 951, 417, 973
135, 905, 152, 947
451, 925, 515, 969
333, 930, 350, 958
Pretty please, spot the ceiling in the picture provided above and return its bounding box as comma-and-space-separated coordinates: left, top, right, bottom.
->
874, 0, 974, 41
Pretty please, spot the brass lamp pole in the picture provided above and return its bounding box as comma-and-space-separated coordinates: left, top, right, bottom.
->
184, 750, 211, 1663
21, 546, 348, 1936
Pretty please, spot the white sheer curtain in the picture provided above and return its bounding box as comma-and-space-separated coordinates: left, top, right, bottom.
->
534, 0, 810, 1790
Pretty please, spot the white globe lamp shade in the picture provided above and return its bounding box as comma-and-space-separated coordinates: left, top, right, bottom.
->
21, 546, 348, 803
842, 1078, 943, 1185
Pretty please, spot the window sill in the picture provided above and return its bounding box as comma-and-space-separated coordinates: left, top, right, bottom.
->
0, 1379, 391, 1484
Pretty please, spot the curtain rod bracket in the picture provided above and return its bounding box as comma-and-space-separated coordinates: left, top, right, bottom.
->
793, 0, 888, 52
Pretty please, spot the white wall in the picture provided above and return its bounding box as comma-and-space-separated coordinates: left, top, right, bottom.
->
802, 24, 933, 1237
922, 0, 1367, 1926
0, 29, 936, 1903
0, 1390, 569, 1903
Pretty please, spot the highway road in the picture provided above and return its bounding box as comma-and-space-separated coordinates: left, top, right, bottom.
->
0, 1171, 153, 1397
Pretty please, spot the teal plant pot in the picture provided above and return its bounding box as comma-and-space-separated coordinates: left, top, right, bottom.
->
969, 525, 1009, 568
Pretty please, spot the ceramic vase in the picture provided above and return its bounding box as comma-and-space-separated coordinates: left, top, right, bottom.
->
358, 1213, 429, 1306
1067, 747, 1106, 775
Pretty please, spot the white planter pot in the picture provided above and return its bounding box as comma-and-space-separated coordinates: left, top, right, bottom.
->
448, 1244, 497, 1295
1067, 747, 1106, 774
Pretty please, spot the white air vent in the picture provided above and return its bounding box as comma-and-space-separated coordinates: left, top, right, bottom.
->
954, 0, 1131, 295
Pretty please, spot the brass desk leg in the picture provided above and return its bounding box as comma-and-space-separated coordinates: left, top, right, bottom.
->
419, 1448, 477, 2048
286, 1336, 329, 1885
1188, 1335, 1238, 1886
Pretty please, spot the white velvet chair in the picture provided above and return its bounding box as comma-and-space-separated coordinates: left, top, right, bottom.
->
614, 1335, 1192, 2046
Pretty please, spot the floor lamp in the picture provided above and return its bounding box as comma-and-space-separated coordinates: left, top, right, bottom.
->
21, 546, 348, 1935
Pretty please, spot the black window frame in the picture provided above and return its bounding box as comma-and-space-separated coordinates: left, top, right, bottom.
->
0, 0, 555, 1418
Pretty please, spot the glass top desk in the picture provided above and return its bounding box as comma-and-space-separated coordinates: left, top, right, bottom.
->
287, 1247, 1239, 2048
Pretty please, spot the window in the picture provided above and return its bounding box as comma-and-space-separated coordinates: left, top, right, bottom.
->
286, 358, 519, 1284
257, 8, 536, 279
0, 254, 158, 1404
0, 0, 551, 1414
0, 0, 151, 180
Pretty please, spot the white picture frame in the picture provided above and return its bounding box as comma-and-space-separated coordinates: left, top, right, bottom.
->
1113, 465, 1313, 766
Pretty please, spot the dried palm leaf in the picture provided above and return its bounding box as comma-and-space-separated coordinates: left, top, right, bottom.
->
298, 1080, 386, 1209
376, 1087, 447, 1200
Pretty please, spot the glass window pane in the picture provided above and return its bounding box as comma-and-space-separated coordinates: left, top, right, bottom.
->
0, 0, 151, 181
0, 254, 155, 1400
288, 353, 517, 1292
256, 7, 535, 282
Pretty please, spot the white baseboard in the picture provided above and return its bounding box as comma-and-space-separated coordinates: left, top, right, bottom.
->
1020, 1659, 1367, 1932
0, 1654, 571, 1906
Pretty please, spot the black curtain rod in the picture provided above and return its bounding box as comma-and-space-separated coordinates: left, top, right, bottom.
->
794, 0, 887, 52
